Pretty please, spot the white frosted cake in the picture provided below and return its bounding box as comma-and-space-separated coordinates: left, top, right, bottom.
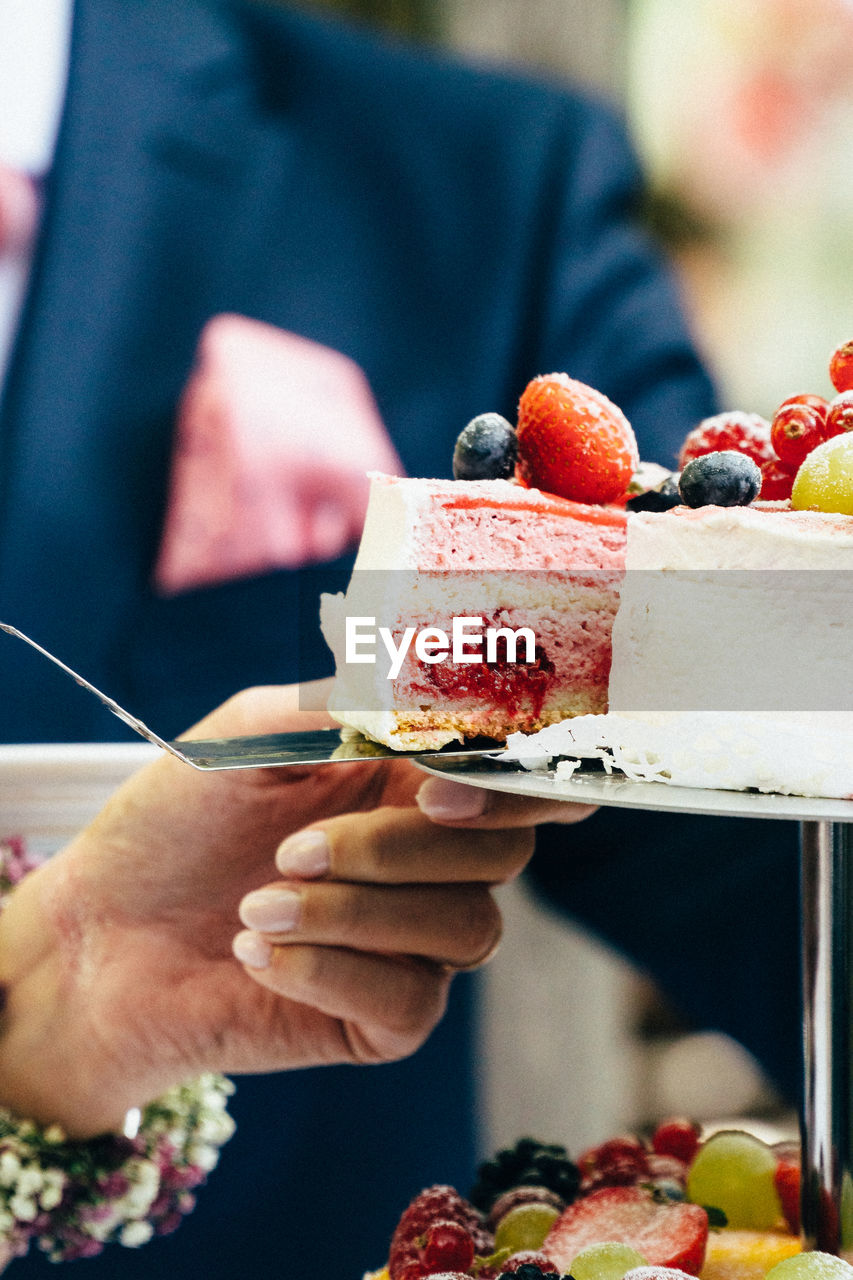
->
503, 503, 853, 799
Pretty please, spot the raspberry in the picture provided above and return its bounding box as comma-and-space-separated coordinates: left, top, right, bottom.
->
651, 1119, 701, 1166
759, 458, 794, 500
577, 1136, 652, 1196
770, 400, 827, 472
677, 412, 774, 470
516, 374, 638, 505
829, 339, 853, 393
825, 392, 853, 440
389, 1186, 491, 1280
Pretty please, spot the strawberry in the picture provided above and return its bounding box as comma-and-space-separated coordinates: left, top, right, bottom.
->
542, 1186, 708, 1276
773, 1146, 800, 1234
677, 412, 774, 471
516, 374, 638, 505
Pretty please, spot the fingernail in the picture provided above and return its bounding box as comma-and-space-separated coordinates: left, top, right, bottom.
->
416, 777, 487, 821
276, 829, 330, 878
239, 887, 302, 932
233, 930, 273, 969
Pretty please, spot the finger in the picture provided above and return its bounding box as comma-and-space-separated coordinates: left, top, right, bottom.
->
275, 808, 535, 885
232, 937, 451, 1062
238, 880, 503, 970
415, 776, 597, 829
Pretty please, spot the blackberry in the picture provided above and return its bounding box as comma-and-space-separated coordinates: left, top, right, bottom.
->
497, 1263, 562, 1279
452, 413, 518, 480
470, 1138, 581, 1214
626, 474, 682, 512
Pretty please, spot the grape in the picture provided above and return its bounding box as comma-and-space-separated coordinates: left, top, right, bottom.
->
493, 1202, 561, 1254
766, 1252, 853, 1279
568, 1241, 648, 1280
686, 1130, 782, 1230
791, 434, 853, 515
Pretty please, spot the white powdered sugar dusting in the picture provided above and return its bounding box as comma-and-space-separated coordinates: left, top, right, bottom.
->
501, 712, 853, 799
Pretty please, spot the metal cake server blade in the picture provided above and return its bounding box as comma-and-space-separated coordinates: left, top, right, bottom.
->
0, 621, 504, 770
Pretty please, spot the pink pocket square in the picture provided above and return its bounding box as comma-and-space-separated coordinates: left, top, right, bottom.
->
154, 315, 403, 596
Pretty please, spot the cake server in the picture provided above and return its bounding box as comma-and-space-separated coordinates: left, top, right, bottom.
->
0, 621, 505, 770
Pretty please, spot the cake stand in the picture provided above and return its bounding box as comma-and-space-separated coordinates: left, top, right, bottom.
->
417, 757, 853, 1258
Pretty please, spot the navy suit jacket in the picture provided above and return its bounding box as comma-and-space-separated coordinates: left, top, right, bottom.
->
3, 3, 800, 1278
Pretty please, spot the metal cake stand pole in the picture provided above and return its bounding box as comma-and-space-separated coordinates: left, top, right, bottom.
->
800, 819, 853, 1257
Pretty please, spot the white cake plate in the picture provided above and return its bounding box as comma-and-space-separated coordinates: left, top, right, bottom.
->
417, 757, 853, 1259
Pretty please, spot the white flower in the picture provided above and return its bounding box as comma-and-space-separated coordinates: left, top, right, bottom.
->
9, 1194, 38, 1222
0, 1153, 21, 1187
84, 1208, 122, 1241
39, 1180, 63, 1211
120, 1220, 154, 1247
187, 1143, 220, 1172
16, 1167, 44, 1197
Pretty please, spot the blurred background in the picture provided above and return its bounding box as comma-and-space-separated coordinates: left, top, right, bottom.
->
288, 0, 853, 1154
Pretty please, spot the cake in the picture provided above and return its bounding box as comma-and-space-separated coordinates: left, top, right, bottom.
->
320, 475, 627, 750
362, 1122, 833, 1280
321, 358, 853, 796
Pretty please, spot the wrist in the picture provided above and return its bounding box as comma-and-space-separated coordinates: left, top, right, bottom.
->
0, 848, 135, 1136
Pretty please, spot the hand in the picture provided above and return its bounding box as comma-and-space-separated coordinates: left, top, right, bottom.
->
0, 684, 593, 1136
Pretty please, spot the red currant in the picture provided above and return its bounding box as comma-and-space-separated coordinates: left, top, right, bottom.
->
770, 401, 826, 471
824, 392, 853, 439
651, 1118, 701, 1164
777, 392, 829, 418
829, 339, 853, 393
421, 1221, 475, 1273
759, 458, 794, 500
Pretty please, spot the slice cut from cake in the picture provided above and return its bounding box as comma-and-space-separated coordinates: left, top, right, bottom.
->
320, 474, 627, 750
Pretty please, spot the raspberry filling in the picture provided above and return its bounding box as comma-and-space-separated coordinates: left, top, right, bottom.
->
416, 635, 556, 723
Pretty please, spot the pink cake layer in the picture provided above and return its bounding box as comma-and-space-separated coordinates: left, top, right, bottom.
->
411, 484, 627, 573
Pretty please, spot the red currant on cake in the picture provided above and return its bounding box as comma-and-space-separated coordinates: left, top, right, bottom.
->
824, 392, 853, 440
770, 399, 828, 472
516, 374, 639, 505
829, 338, 853, 393
677, 411, 774, 470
